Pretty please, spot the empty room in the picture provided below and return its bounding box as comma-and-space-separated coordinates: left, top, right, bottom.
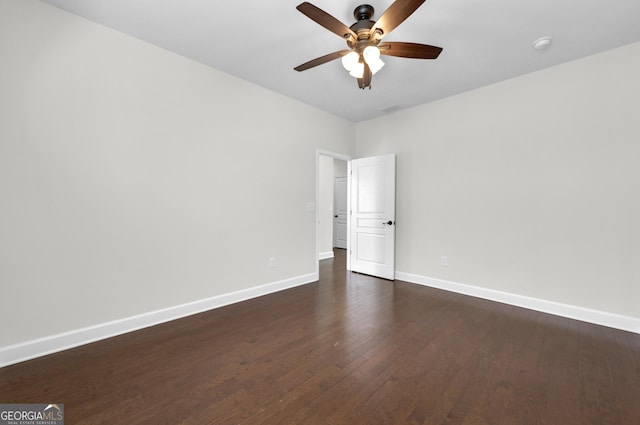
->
1, 0, 639, 424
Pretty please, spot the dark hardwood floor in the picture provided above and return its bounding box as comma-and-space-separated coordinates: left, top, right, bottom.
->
1, 249, 639, 424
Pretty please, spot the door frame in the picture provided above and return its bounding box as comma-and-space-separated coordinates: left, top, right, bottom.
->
316, 149, 351, 277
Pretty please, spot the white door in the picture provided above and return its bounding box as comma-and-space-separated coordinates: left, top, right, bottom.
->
348, 153, 396, 280
333, 176, 348, 249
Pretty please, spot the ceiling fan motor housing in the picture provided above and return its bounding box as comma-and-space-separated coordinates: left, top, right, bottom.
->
350, 4, 376, 35
349, 4, 381, 47
353, 4, 374, 21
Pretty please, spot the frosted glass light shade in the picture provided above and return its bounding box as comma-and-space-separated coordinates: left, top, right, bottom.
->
368, 57, 385, 74
349, 61, 364, 78
363, 46, 385, 74
363, 46, 380, 62
341, 51, 359, 71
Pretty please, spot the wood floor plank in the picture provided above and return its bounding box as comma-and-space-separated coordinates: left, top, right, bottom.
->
1, 249, 638, 424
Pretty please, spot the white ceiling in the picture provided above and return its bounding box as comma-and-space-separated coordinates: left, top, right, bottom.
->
41, 0, 640, 122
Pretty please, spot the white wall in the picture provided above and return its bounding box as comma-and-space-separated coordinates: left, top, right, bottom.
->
356, 42, 640, 321
0, 0, 353, 350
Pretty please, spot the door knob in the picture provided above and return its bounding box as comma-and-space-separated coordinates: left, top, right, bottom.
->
334, 215, 338, 218
383, 220, 394, 225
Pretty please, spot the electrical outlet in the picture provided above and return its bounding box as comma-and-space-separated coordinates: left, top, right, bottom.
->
268, 257, 276, 268
440, 256, 448, 266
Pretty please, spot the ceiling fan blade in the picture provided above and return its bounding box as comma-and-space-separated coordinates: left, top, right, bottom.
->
357, 77, 365, 89
297, 2, 357, 40
294, 50, 350, 72
370, 0, 426, 38
379, 42, 442, 59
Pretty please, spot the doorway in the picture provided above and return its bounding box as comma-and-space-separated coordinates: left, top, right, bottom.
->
318, 152, 349, 261
316, 150, 350, 273
316, 150, 396, 280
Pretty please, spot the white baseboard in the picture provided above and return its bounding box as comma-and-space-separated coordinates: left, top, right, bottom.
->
319, 251, 335, 260
0, 273, 318, 368
396, 271, 640, 334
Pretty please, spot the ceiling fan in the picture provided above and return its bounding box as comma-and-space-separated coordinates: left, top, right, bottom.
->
294, 0, 443, 89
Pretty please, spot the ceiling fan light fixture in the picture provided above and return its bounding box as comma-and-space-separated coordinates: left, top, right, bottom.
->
363, 45, 385, 74
294, 1, 443, 89
363, 45, 380, 62
341, 51, 360, 71
369, 58, 385, 75
349, 61, 365, 78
